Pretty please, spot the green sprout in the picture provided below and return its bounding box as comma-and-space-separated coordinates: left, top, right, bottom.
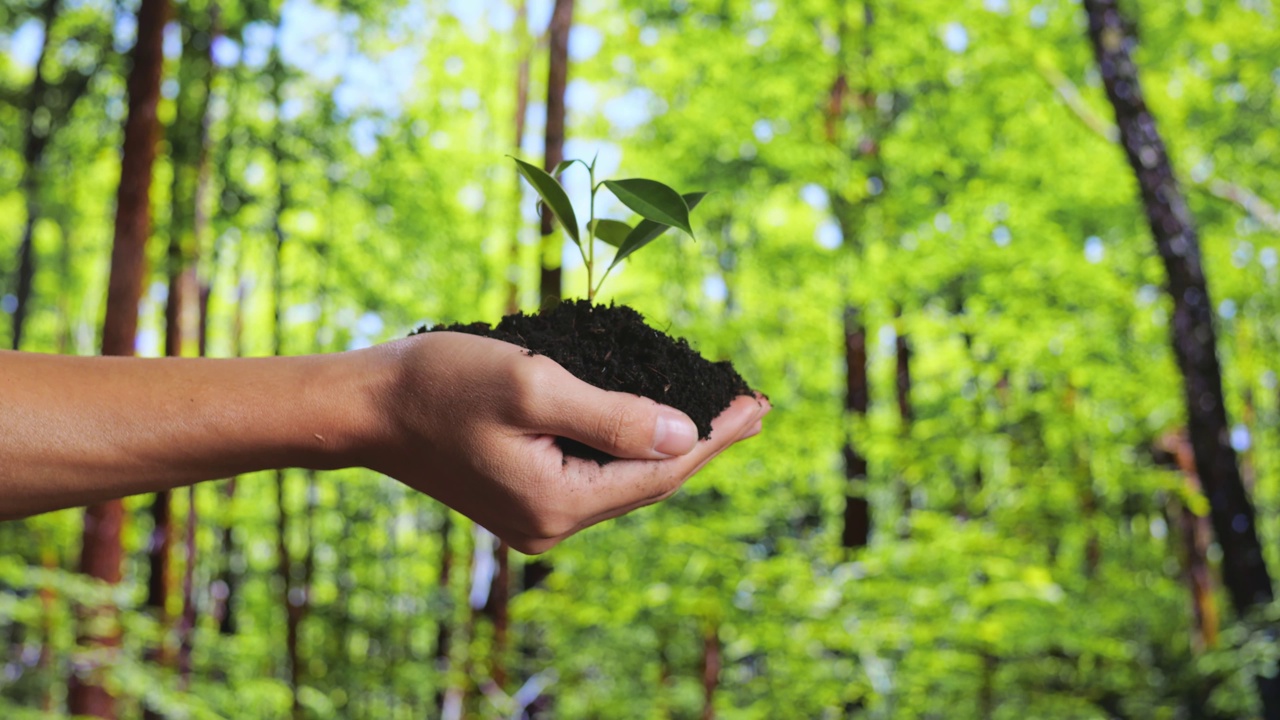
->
512, 155, 706, 302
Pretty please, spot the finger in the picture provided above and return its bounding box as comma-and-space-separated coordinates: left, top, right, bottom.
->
566, 394, 765, 520
739, 395, 771, 440
512, 401, 767, 553
553, 400, 769, 539
519, 358, 700, 460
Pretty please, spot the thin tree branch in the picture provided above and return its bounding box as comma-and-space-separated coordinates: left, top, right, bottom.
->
1205, 179, 1280, 232
1035, 60, 1119, 143
1037, 59, 1280, 233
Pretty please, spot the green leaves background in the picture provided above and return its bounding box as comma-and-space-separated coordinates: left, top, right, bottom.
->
1, 0, 1279, 718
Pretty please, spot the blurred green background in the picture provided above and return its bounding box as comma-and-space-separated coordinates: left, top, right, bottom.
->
3, 0, 1280, 717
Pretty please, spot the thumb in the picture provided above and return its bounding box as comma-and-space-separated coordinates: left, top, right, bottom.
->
521, 364, 700, 460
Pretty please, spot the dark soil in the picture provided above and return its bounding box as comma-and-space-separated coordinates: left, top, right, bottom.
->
414, 300, 753, 463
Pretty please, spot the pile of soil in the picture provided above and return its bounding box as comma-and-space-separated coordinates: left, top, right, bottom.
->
415, 300, 754, 462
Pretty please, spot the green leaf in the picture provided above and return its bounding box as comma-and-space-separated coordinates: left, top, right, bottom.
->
592, 219, 632, 247
682, 191, 708, 213
552, 159, 578, 177
608, 192, 707, 270
603, 179, 693, 236
512, 157, 580, 245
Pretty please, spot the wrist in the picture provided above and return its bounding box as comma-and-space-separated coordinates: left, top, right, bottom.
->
293, 348, 397, 472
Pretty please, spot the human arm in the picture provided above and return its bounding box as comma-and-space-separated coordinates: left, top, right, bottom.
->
0, 333, 768, 552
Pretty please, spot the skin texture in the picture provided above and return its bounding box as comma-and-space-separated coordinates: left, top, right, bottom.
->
0, 332, 769, 554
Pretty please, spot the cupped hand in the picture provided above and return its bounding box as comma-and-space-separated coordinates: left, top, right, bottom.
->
359, 332, 769, 554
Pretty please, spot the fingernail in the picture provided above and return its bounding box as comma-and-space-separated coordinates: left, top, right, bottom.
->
653, 410, 698, 457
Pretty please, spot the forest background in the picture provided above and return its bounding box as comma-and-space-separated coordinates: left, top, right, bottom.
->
2, 0, 1279, 718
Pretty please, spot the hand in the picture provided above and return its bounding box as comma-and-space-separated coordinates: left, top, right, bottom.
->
360, 332, 769, 554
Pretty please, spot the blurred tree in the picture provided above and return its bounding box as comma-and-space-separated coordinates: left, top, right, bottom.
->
827, 1, 879, 550
1084, 0, 1279, 714
143, 8, 218, 717
476, 0, 531, 693
264, 21, 307, 716
538, 0, 573, 308
68, 0, 170, 716
8, 0, 105, 350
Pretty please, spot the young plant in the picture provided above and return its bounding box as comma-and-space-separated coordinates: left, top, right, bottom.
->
512, 155, 706, 302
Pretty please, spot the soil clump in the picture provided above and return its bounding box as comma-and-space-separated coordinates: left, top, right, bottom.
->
417, 300, 753, 462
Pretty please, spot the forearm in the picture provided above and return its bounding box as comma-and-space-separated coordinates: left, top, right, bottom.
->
0, 332, 768, 552
0, 349, 384, 519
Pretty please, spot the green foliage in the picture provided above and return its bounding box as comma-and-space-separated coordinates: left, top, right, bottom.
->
513, 156, 581, 245
602, 178, 694, 237
2, 0, 1280, 718
590, 218, 632, 247
611, 191, 708, 270
512, 154, 704, 299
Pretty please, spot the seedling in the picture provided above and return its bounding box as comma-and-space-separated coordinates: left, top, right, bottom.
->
512, 155, 706, 301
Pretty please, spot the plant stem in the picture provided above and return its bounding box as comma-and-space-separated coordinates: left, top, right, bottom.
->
586, 171, 598, 302
594, 264, 614, 298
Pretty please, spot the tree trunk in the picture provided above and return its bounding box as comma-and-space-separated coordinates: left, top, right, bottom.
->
54, 217, 74, 354
485, 2, 529, 691
841, 306, 871, 548
165, 7, 216, 361
538, 0, 574, 308
444, 525, 476, 720
178, 6, 217, 688
68, 0, 169, 716
700, 624, 720, 720
212, 256, 245, 639
1156, 430, 1221, 651
143, 53, 190, 720
143, 14, 217, 713
519, 555, 554, 720
1083, 1, 1278, 714
263, 31, 304, 717
9, 0, 98, 350
517, 5, 572, 714
894, 305, 914, 534
37, 540, 59, 712
979, 651, 997, 718
10, 0, 60, 350
213, 191, 246, 640
177, 486, 198, 688
657, 629, 673, 718
949, 292, 985, 515
142, 486, 174, 720
895, 310, 913, 426
435, 513, 454, 714
827, 2, 878, 550
208, 46, 241, 642
1063, 383, 1101, 577
480, 537, 511, 689
272, 198, 304, 716
507, 0, 531, 315
275, 427, 301, 703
